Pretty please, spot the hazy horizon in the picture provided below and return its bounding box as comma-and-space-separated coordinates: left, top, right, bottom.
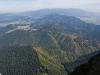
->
0, 0, 100, 13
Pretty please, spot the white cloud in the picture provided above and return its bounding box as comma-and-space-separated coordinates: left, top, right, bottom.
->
0, 0, 100, 12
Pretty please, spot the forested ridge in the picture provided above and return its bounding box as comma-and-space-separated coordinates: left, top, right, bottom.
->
0, 46, 47, 75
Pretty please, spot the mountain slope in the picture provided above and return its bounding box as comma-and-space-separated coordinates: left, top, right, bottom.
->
0, 46, 69, 75
0, 46, 47, 75
68, 53, 100, 75
63, 50, 100, 73
33, 47, 68, 75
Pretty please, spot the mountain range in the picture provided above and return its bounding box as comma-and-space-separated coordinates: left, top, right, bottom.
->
0, 9, 100, 75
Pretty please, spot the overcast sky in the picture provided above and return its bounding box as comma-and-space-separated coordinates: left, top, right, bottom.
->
0, 0, 100, 13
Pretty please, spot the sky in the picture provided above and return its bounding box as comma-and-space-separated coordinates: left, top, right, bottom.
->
0, 0, 100, 13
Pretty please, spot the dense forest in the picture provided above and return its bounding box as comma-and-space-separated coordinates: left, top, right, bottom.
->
0, 46, 47, 75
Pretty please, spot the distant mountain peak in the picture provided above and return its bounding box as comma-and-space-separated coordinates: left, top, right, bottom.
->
21, 8, 88, 17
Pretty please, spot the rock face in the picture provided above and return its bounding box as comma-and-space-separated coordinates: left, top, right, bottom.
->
68, 53, 100, 75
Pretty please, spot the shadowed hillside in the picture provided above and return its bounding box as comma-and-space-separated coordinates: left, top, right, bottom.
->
69, 53, 100, 75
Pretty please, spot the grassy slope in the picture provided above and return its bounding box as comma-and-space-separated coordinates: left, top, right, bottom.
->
33, 47, 68, 75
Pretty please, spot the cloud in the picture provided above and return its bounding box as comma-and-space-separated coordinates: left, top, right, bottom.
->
32, 0, 100, 8
0, 0, 100, 12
